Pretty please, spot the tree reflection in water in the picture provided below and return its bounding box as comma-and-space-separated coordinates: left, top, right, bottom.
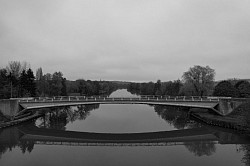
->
154, 105, 216, 156
1, 104, 250, 165
0, 104, 99, 158
241, 145, 250, 166
36, 104, 99, 130
0, 121, 36, 158
154, 105, 200, 129
184, 141, 216, 156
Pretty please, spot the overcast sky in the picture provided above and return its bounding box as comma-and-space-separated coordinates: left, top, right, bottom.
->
0, 0, 249, 82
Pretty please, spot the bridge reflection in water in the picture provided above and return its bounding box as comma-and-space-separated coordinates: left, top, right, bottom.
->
1, 123, 250, 148
1, 119, 250, 166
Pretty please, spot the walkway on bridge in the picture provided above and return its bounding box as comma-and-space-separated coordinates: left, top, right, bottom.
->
17, 96, 225, 116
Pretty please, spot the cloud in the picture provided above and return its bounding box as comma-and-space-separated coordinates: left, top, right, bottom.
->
0, 0, 250, 81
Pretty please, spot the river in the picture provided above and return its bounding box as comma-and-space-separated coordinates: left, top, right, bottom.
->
0, 89, 250, 166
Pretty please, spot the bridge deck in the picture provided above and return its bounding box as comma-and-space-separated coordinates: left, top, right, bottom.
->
18, 97, 220, 115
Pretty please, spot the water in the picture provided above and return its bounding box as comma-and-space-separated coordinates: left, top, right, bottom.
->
0, 89, 250, 166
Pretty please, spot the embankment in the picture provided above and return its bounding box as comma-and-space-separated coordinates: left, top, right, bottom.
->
191, 102, 250, 133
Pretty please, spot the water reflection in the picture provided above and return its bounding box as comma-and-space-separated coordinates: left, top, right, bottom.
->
0, 123, 35, 157
184, 141, 216, 157
37, 104, 99, 130
154, 105, 196, 129
241, 145, 250, 165
1, 104, 250, 166
154, 105, 217, 157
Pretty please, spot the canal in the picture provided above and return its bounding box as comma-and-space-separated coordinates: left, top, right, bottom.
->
0, 89, 250, 166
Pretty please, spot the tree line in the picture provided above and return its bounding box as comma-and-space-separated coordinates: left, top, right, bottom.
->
128, 65, 250, 98
0, 61, 119, 99
1, 62, 250, 99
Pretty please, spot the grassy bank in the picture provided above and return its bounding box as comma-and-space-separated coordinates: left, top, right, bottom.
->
191, 101, 250, 133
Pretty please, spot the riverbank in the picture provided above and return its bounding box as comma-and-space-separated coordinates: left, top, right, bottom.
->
0, 112, 43, 129
191, 102, 250, 134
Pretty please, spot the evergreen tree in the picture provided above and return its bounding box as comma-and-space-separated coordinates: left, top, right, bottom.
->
0, 69, 10, 98
26, 68, 36, 96
19, 70, 28, 96
19, 69, 36, 97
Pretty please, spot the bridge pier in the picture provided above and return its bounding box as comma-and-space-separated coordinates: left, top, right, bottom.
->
0, 99, 20, 120
216, 99, 248, 116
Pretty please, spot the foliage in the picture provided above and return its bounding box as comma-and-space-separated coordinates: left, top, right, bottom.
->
182, 65, 215, 96
213, 80, 239, 97
19, 68, 36, 97
5, 61, 27, 79
127, 80, 182, 96
154, 80, 162, 95
67, 79, 118, 96
163, 80, 182, 96
2, 61, 250, 99
235, 80, 250, 98
50, 72, 64, 96
0, 69, 10, 98
35, 69, 67, 97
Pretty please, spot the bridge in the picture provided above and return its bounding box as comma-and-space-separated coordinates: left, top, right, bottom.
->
0, 96, 245, 119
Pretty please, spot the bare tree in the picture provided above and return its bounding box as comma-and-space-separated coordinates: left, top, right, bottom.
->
5, 61, 30, 97
36, 67, 43, 80
6, 61, 30, 78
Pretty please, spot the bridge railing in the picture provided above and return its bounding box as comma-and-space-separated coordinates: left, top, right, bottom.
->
18, 95, 221, 103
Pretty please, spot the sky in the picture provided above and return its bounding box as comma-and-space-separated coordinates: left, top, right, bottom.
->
0, 0, 250, 82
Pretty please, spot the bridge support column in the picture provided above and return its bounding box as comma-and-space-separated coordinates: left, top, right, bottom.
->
215, 99, 248, 116
0, 99, 20, 120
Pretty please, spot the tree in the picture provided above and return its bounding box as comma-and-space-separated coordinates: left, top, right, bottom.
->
5, 61, 30, 97
36, 67, 43, 81
154, 80, 162, 95
6, 61, 23, 79
19, 70, 28, 96
43, 73, 52, 96
51, 72, 64, 96
182, 65, 215, 96
19, 68, 36, 97
163, 80, 182, 96
26, 68, 36, 96
213, 80, 239, 97
61, 77, 67, 96
77, 79, 86, 95
36, 68, 46, 96
0, 68, 10, 98
235, 80, 250, 98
